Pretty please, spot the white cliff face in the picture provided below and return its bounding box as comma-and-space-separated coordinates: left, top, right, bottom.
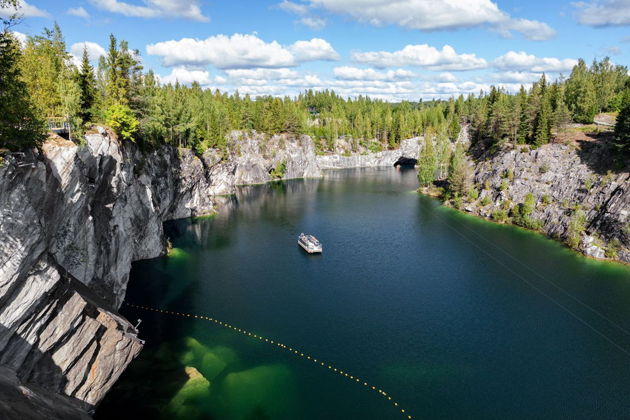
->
0, 128, 419, 418
316, 137, 421, 169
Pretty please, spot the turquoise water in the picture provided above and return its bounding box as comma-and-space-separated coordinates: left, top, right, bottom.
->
97, 168, 630, 419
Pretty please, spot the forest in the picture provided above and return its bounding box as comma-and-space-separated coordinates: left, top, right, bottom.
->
1, 14, 629, 165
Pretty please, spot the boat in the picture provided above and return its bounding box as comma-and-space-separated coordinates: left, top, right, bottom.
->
298, 233, 322, 254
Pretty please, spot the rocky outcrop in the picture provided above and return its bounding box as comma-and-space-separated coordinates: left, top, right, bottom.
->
458, 140, 630, 264
316, 137, 420, 169
0, 128, 418, 418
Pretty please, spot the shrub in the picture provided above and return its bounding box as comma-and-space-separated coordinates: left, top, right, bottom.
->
468, 187, 479, 201
105, 104, 138, 141
492, 209, 509, 223
480, 195, 491, 206
566, 210, 587, 250
269, 161, 287, 179
499, 180, 509, 191
452, 194, 463, 209
541, 194, 552, 205
605, 239, 621, 259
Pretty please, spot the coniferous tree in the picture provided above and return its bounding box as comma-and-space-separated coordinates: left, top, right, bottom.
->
448, 142, 468, 197
77, 46, 96, 124
532, 75, 551, 146
566, 59, 598, 123
553, 83, 571, 135
516, 86, 529, 144
417, 137, 437, 187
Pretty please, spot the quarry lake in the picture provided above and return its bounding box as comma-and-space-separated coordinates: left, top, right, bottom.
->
97, 168, 630, 420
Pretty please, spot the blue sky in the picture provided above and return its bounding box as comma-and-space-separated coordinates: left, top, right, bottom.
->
4, 0, 630, 101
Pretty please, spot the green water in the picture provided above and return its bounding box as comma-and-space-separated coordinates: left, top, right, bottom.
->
97, 168, 630, 420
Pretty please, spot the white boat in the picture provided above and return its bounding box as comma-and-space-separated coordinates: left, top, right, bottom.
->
298, 233, 322, 253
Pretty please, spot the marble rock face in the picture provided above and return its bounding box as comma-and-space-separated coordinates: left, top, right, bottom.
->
0, 128, 421, 417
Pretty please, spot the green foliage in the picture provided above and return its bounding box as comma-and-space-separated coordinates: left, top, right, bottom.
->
447, 142, 468, 196
499, 180, 509, 191
566, 59, 598, 123
269, 161, 287, 180
468, 187, 479, 201
19, 24, 68, 119
480, 195, 491, 206
605, 239, 621, 259
106, 103, 138, 141
614, 89, 630, 154
77, 46, 97, 124
0, 32, 43, 150
417, 137, 437, 187
541, 194, 552, 205
492, 209, 509, 223
452, 194, 462, 209
511, 193, 541, 230
566, 210, 587, 250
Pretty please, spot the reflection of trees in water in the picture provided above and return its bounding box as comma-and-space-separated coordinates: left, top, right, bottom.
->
165, 168, 417, 248
168, 178, 322, 248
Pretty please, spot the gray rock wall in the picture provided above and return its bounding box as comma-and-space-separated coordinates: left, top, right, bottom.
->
0, 128, 417, 418
462, 142, 630, 264
316, 137, 421, 169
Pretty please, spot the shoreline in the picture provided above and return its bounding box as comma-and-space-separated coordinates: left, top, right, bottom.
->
418, 190, 630, 268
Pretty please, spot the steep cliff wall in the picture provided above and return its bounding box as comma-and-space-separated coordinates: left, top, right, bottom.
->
0, 128, 419, 418
316, 137, 421, 169
456, 140, 630, 264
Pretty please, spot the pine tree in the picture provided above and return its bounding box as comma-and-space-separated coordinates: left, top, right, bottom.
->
448, 116, 460, 141
566, 59, 598, 123
516, 86, 529, 144
0, 31, 43, 149
417, 137, 437, 187
77, 46, 96, 124
532, 75, 551, 146
553, 83, 572, 135
448, 143, 468, 197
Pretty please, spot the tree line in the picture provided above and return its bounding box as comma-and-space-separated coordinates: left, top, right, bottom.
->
0, 13, 629, 164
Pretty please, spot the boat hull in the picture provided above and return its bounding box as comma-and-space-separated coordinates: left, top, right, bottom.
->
298, 241, 322, 254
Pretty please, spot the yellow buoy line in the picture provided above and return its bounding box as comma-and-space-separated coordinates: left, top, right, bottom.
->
125, 302, 413, 419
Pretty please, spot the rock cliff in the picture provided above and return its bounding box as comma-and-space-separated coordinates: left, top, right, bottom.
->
0, 128, 419, 418
457, 139, 630, 264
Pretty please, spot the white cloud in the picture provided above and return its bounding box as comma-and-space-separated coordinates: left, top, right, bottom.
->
147, 34, 339, 69
490, 71, 543, 83
333, 66, 415, 81
225, 68, 301, 80
0, 0, 49, 18
289, 38, 339, 61
67, 6, 90, 18
71, 42, 107, 61
298, 16, 326, 29
11, 30, 27, 46
277, 0, 309, 15
493, 18, 556, 41
160, 67, 212, 85
302, 0, 554, 40
573, 0, 630, 27
493, 51, 578, 72
88, 0, 208, 21
351, 44, 487, 71
437, 72, 458, 82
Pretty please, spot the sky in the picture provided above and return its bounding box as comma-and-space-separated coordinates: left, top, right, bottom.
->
2, 0, 630, 101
